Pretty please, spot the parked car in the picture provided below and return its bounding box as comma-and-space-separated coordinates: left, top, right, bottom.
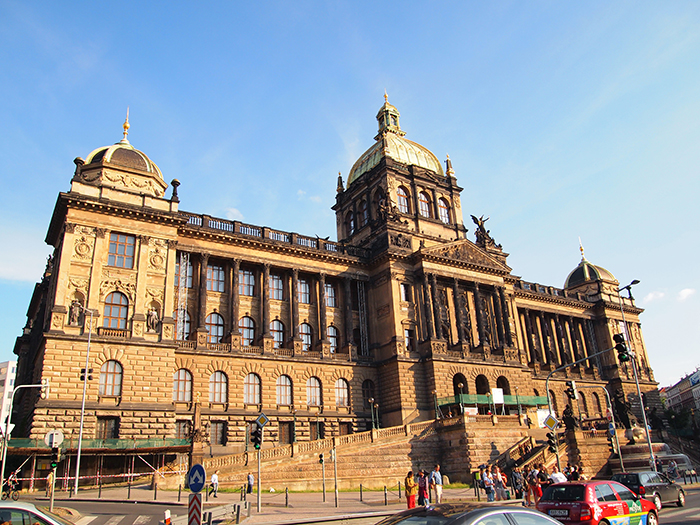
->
611, 470, 685, 510
536, 480, 658, 525
0, 501, 74, 525
375, 502, 563, 525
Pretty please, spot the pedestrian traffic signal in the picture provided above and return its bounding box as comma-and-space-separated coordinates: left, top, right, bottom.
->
319, 453, 324, 464
565, 380, 578, 400
613, 333, 629, 362
80, 368, 93, 381
546, 432, 557, 453
50, 447, 61, 469
251, 424, 263, 450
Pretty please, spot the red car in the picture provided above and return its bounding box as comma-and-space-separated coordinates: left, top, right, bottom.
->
536, 480, 659, 525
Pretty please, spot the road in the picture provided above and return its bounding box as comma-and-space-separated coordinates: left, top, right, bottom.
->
654, 486, 700, 525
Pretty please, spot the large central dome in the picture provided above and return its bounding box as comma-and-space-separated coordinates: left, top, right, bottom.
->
347, 96, 444, 185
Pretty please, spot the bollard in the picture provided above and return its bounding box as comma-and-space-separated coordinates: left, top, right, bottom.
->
398, 481, 402, 500
236, 505, 241, 524
127, 481, 131, 500
360, 484, 363, 502
154, 481, 158, 501
241, 484, 246, 501
384, 486, 388, 505
98, 479, 102, 499
285, 487, 289, 507
206, 483, 209, 501
206, 512, 212, 525
178, 484, 182, 502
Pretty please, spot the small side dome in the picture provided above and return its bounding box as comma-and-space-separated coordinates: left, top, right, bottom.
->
564, 259, 616, 289
85, 141, 162, 179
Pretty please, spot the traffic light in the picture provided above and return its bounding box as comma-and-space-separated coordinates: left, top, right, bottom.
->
613, 334, 630, 362
50, 447, 61, 469
607, 434, 617, 455
565, 380, 578, 400
251, 424, 263, 450
319, 453, 324, 464
80, 368, 93, 381
40, 378, 50, 399
546, 432, 557, 453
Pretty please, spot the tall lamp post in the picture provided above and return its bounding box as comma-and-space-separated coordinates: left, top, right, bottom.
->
368, 397, 375, 429
457, 383, 464, 414
617, 279, 655, 470
374, 403, 380, 429
73, 303, 94, 496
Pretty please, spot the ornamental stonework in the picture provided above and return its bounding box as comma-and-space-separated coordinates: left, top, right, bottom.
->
100, 278, 137, 301
72, 226, 96, 261
148, 238, 168, 272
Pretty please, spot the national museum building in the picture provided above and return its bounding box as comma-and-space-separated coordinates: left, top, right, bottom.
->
13, 98, 659, 457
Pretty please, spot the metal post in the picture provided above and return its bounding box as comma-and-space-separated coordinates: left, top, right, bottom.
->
257, 448, 261, 513
360, 483, 363, 501
178, 484, 181, 502
322, 455, 326, 502
49, 467, 57, 512
384, 486, 388, 505
74, 306, 93, 497
333, 447, 338, 507
285, 486, 289, 507
369, 398, 375, 429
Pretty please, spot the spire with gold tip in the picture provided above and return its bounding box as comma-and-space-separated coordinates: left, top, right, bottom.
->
120, 107, 130, 144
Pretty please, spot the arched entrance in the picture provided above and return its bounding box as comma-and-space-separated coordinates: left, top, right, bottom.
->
496, 376, 511, 395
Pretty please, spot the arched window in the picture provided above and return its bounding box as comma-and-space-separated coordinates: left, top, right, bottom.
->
173, 309, 191, 340
239, 316, 255, 346
453, 374, 468, 398
496, 376, 511, 396
103, 292, 128, 329
580, 392, 589, 417
173, 369, 192, 402
244, 373, 261, 405
397, 187, 410, 214
99, 360, 122, 397
335, 378, 350, 407
276, 375, 292, 406
358, 201, 368, 227
209, 371, 228, 403
346, 212, 355, 236
271, 319, 285, 348
327, 325, 339, 353
205, 313, 225, 343
300, 323, 313, 351
593, 392, 603, 416
307, 377, 322, 406
362, 379, 375, 409
475, 375, 490, 395
418, 192, 432, 218
438, 198, 451, 224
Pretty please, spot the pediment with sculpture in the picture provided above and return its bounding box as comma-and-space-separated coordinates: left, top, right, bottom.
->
421, 239, 511, 273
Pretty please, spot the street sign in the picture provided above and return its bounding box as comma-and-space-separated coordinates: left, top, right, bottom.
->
188, 493, 202, 525
543, 414, 559, 431
44, 429, 64, 448
187, 464, 206, 493
608, 422, 616, 437
255, 413, 270, 427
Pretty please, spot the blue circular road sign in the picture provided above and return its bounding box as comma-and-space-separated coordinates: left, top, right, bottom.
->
608, 422, 616, 437
188, 464, 206, 493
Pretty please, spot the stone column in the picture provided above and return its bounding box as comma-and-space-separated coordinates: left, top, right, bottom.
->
534, 313, 547, 364
431, 188, 440, 219
523, 309, 536, 363
473, 283, 485, 347
568, 317, 580, 361
231, 259, 240, 335
498, 287, 513, 346
343, 277, 354, 347
262, 263, 271, 337
197, 253, 209, 328
430, 274, 442, 339
549, 316, 562, 366
292, 269, 301, 339
492, 288, 505, 348
422, 273, 435, 339
452, 279, 463, 343
319, 273, 327, 340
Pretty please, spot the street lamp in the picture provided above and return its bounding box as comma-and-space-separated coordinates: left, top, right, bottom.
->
368, 397, 375, 429
457, 383, 464, 414
616, 279, 655, 470
486, 392, 492, 415
73, 303, 94, 496
374, 403, 380, 429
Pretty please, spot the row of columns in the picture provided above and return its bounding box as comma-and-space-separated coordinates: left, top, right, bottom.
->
519, 309, 593, 368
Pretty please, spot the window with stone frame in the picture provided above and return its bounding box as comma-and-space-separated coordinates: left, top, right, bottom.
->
397, 187, 410, 214
174, 258, 193, 288
205, 313, 225, 344
175, 420, 191, 439
239, 269, 255, 296
400, 283, 412, 302
404, 328, 415, 352
103, 291, 128, 329
418, 192, 432, 218
244, 373, 261, 405
271, 319, 285, 348
209, 371, 228, 404
276, 375, 293, 406
325, 283, 337, 307
99, 360, 123, 397
306, 377, 322, 406
346, 212, 355, 236
300, 323, 313, 351
358, 200, 369, 227
298, 279, 311, 304
362, 379, 375, 410
270, 274, 284, 300
108, 232, 135, 268
96, 417, 119, 439
438, 198, 451, 224
239, 316, 255, 346
206, 264, 225, 292
327, 325, 339, 353
173, 309, 191, 340
173, 368, 192, 402
210, 421, 227, 445
335, 378, 350, 407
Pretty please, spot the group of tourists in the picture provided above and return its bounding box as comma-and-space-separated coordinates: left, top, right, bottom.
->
521, 462, 587, 506
478, 464, 509, 502
404, 464, 443, 508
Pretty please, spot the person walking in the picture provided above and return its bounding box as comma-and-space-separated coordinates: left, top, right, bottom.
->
247, 472, 254, 494
405, 471, 418, 509
209, 470, 219, 498
430, 464, 443, 503
483, 468, 495, 502
417, 471, 429, 506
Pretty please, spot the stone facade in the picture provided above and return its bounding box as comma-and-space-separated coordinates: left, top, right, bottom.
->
14, 100, 658, 469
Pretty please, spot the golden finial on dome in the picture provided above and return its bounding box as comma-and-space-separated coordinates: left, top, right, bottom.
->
579, 237, 585, 260
384, 90, 388, 103
122, 107, 130, 142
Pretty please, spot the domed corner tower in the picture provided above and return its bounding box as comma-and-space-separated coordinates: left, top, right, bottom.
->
70, 113, 169, 201
332, 95, 467, 255
563, 245, 619, 297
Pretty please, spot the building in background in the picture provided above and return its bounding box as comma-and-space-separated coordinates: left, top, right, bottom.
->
0, 361, 17, 430
12, 98, 659, 476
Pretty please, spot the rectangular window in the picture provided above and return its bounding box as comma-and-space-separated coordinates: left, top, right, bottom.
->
96, 417, 119, 439
175, 420, 191, 439
175, 258, 193, 288
404, 329, 415, 352
298, 279, 311, 304
270, 274, 284, 300
108, 233, 135, 268
210, 421, 227, 445
325, 283, 337, 307
207, 264, 225, 292
400, 283, 412, 302
240, 269, 255, 296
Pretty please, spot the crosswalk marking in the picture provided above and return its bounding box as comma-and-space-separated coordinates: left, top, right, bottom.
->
104, 516, 126, 525
132, 516, 151, 525
75, 517, 97, 525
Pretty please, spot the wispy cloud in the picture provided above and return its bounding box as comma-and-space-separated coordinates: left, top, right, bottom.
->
225, 207, 244, 221
643, 291, 665, 303
678, 288, 696, 301
297, 190, 306, 199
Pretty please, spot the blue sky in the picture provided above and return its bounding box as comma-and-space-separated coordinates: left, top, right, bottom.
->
0, 1, 698, 387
